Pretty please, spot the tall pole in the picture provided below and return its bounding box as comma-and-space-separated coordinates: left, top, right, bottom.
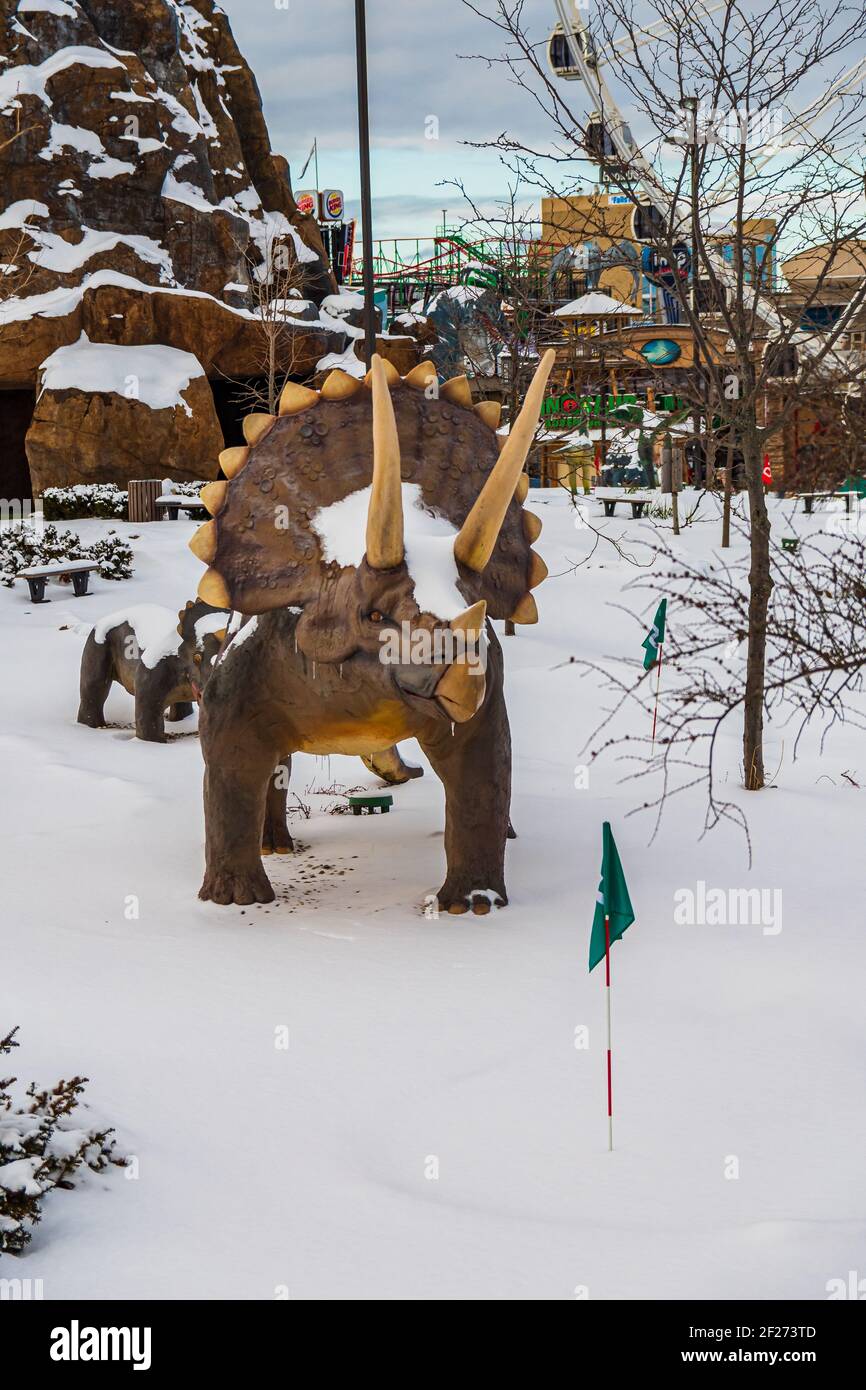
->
354, 0, 376, 368
605, 916, 613, 1152
651, 642, 663, 748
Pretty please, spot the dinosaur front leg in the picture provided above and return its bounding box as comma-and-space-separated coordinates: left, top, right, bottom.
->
134, 660, 185, 743
199, 716, 279, 906
261, 757, 295, 855
420, 641, 511, 916
77, 632, 114, 728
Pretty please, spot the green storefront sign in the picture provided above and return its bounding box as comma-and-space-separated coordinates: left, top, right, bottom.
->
540, 393, 683, 429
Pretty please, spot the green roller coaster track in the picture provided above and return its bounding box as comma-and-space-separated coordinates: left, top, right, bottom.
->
345, 231, 553, 306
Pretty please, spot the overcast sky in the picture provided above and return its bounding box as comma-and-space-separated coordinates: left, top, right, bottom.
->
219, 0, 564, 238
218, 1, 866, 245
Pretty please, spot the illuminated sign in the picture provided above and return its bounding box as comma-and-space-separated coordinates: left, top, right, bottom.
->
321, 189, 345, 222
641, 242, 690, 289
639, 338, 682, 366
296, 189, 318, 218
540, 393, 638, 429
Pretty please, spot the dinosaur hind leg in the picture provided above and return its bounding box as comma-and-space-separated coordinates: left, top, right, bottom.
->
261, 757, 295, 855
167, 701, 194, 722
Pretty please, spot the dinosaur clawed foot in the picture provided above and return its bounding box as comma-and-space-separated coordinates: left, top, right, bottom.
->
437, 877, 507, 917
261, 838, 295, 856
199, 862, 276, 906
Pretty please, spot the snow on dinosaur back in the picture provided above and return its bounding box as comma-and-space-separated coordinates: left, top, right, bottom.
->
92, 604, 184, 670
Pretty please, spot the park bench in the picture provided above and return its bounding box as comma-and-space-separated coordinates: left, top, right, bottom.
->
17, 558, 98, 603
155, 493, 208, 521
799, 491, 854, 515
595, 487, 654, 518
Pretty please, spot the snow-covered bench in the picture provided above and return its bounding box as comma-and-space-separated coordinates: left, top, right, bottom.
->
154, 493, 208, 521
17, 559, 98, 603
595, 487, 654, 518
798, 491, 855, 515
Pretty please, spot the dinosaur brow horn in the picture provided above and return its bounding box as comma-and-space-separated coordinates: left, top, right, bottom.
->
453, 348, 556, 573
365, 353, 405, 570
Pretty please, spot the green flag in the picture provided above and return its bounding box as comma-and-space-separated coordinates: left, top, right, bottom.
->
641, 598, 667, 670
589, 822, 636, 973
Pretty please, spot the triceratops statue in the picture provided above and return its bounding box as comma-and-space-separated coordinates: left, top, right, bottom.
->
189, 349, 553, 913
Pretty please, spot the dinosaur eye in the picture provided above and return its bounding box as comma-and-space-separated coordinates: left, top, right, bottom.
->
368, 610, 384, 623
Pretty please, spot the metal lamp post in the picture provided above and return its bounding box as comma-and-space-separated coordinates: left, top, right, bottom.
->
354, 0, 377, 368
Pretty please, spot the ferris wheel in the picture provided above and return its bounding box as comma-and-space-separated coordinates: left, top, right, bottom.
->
545, 0, 866, 331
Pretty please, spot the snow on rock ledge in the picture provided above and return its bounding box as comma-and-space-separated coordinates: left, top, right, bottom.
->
38, 334, 205, 416
27, 336, 222, 494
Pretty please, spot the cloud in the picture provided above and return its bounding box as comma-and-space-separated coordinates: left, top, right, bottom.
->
219, 0, 559, 176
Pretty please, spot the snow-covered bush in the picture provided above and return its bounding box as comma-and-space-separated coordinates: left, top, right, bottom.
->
0, 1027, 121, 1256
85, 532, 135, 582
41, 483, 129, 521
160, 478, 207, 499
0, 524, 134, 585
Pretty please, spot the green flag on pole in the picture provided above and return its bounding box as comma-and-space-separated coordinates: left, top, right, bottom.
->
589, 822, 636, 972
641, 598, 667, 670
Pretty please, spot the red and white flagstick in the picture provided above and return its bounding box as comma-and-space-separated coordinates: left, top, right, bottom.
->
650, 641, 664, 749
605, 915, 613, 1151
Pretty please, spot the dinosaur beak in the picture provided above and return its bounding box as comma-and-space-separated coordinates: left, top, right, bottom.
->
434, 600, 487, 722
452, 349, 555, 572
365, 354, 405, 570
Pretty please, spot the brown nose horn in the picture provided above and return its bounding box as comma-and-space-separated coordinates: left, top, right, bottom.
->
434, 600, 488, 722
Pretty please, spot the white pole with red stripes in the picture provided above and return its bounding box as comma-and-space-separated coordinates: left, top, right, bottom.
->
605, 915, 613, 1151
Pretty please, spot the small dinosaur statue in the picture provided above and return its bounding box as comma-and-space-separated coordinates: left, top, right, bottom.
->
77, 599, 420, 856
77, 599, 227, 743
189, 350, 552, 912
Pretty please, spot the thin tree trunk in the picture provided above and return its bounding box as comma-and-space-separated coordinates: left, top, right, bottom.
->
268, 327, 277, 415
742, 434, 773, 790
721, 438, 734, 547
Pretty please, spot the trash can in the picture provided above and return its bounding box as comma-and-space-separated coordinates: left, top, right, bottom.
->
128, 479, 162, 523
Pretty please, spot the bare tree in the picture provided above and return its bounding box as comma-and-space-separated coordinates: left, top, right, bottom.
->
573, 503, 866, 852
229, 229, 312, 415
462, 0, 866, 790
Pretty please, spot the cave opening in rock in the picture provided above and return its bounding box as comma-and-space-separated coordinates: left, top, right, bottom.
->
209, 376, 272, 455
0, 390, 35, 505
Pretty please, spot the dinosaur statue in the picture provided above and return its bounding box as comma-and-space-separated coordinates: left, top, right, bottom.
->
78, 598, 420, 856
77, 599, 227, 743
189, 349, 553, 912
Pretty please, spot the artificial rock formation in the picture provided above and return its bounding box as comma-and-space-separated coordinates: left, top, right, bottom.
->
27, 338, 223, 492
0, 0, 338, 490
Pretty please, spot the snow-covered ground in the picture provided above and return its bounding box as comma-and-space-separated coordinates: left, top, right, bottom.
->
2, 491, 864, 1300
